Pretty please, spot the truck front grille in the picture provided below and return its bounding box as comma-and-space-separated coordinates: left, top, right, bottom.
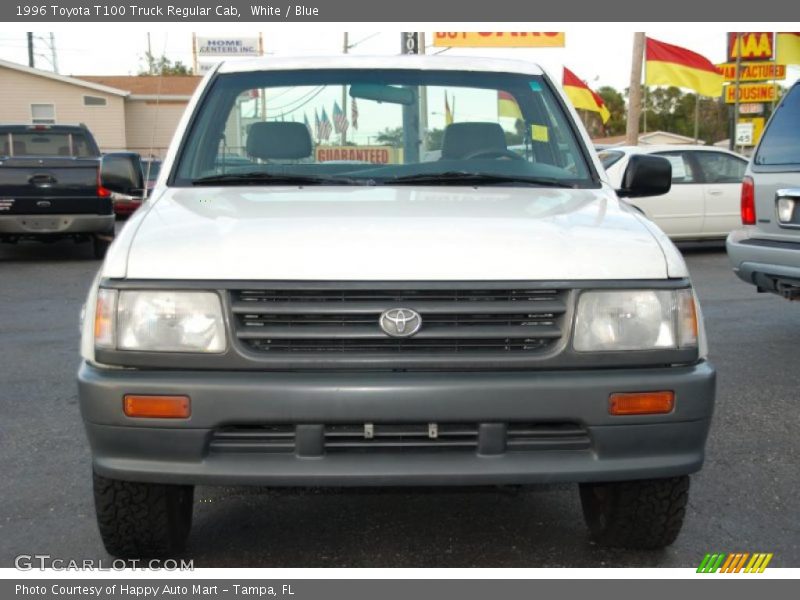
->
231, 287, 568, 356
208, 422, 590, 456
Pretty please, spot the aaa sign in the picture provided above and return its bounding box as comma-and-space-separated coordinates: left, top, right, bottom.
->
727, 33, 774, 61
434, 32, 565, 48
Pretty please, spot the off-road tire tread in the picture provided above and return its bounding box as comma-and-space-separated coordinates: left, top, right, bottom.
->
93, 471, 193, 558
580, 476, 690, 549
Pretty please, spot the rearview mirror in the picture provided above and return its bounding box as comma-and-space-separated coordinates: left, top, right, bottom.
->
616, 154, 672, 198
100, 152, 144, 195
349, 83, 415, 106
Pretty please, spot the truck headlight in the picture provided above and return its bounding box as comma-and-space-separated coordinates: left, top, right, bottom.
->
573, 289, 697, 352
94, 290, 226, 353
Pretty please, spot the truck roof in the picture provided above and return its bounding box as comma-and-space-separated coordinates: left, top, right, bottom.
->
0, 124, 91, 133
216, 54, 546, 76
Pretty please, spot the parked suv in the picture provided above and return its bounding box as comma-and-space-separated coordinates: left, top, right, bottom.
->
78, 56, 715, 557
728, 81, 800, 298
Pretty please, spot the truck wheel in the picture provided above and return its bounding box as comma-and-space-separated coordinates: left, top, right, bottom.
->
92, 235, 113, 259
579, 476, 689, 549
93, 471, 194, 558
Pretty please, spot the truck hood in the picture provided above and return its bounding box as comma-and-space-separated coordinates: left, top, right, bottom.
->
119, 186, 673, 281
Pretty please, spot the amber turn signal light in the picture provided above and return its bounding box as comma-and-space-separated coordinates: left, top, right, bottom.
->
609, 391, 674, 416
123, 395, 191, 418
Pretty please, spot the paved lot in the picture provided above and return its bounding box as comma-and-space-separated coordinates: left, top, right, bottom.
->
1, 235, 798, 568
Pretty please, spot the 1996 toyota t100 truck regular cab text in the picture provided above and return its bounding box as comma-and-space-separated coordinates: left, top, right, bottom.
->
78, 56, 716, 558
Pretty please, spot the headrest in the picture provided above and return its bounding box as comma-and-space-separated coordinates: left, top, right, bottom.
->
440, 122, 508, 160
2, 140, 27, 156
246, 122, 312, 160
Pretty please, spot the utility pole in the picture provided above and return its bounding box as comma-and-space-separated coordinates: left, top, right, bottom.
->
48, 33, 58, 73
27, 32, 34, 68
342, 32, 348, 144
418, 32, 428, 155
147, 32, 153, 74
731, 32, 743, 151
626, 32, 645, 146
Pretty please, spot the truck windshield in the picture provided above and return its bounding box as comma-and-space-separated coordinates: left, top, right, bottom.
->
173, 69, 597, 187
1, 131, 96, 158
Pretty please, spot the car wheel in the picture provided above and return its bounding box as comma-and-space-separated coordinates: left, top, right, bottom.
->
93, 471, 194, 558
92, 234, 113, 259
579, 476, 689, 549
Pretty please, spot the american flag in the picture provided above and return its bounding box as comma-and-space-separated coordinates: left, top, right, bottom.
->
319, 108, 333, 140
314, 109, 321, 141
351, 97, 358, 130
332, 101, 348, 135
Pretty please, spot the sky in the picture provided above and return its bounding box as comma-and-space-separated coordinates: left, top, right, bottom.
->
1, 28, 798, 91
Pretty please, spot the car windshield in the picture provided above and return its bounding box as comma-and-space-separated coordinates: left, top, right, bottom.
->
173, 68, 596, 187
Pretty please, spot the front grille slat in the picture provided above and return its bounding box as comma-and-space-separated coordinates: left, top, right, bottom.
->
236, 324, 561, 340
231, 299, 566, 315
232, 287, 568, 356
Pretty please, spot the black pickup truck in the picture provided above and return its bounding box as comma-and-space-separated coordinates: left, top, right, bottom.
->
0, 124, 123, 258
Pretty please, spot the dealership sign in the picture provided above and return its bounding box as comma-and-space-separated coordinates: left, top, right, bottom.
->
718, 62, 786, 82
316, 146, 398, 164
724, 83, 778, 104
433, 32, 565, 48
196, 36, 260, 56
727, 32, 774, 61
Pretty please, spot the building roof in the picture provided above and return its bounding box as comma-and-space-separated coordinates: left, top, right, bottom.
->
76, 75, 202, 97
592, 130, 705, 147
0, 58, 129, 96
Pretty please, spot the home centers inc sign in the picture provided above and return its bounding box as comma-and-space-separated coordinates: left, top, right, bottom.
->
196, 36, 261, 57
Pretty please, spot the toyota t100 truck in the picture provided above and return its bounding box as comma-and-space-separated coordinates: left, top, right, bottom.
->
78, 56, 716, 557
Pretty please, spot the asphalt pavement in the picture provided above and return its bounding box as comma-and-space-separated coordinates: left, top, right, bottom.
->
1, 235, 798, 568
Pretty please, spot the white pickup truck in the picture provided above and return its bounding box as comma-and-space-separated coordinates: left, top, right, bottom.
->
78, 55, 715, 558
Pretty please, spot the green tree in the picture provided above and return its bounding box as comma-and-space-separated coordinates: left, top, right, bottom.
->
597, 86, 626, 136
139, 52, 193, 76
375, 127, 404, 147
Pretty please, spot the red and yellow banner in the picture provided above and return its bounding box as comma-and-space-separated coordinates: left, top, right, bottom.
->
645, 37, 724, 97
777, 32, 800, 65
433, 32, 565, 48
497, 91, 523, 120
562, 67, 610, 124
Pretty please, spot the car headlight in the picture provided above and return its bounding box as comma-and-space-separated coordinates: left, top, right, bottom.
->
94, 289, 226, 353
573, 289, 697, 352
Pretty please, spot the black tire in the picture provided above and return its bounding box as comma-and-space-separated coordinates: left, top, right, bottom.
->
579, 476, 690, 549
93, 471, 194, 558
92, 234, 113, 260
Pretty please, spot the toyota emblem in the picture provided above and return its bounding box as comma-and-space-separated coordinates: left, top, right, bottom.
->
379, 308, 422, 337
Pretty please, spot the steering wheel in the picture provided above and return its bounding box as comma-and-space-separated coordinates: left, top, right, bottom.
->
463, 148, 526, 161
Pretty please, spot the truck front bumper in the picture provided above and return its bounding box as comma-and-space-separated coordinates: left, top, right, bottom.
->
0, 214, 114, 236
79, 361, 716, 487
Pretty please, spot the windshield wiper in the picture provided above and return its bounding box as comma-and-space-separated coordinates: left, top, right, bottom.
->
382, 171, 579, 188
191, 172, 367, 186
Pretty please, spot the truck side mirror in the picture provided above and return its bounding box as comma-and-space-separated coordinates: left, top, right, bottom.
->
617, 154, 672, 198
100, 152, 144, 195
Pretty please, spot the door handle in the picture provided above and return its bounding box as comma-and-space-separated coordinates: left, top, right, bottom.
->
707, 189, 724, 196
28, 174, 57, 186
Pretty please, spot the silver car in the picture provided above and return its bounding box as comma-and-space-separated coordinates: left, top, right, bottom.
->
727, 81, 800, 299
